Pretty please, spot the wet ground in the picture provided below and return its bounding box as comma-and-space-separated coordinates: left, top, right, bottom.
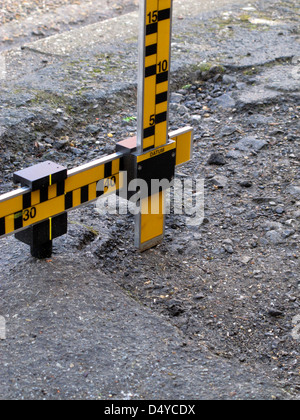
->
0, 0, 300, 400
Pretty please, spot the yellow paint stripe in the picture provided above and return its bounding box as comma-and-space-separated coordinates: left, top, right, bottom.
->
31, 190, 40, 206
146, 0, 158, 19
145, 55, 157, 67
48, 184, 57, 200
143, 75, 156, 130
0, 196, 23, 219
89, 183, 97, 202
65, 165, 105, 193
143, 137, 155, 150
111, 158, 120, 175
154, 121, 168, 148
145, 33, 157, 46
49, 217, 52, 241
156, 81, 168, 94
73, 189, 81, 208
170, 128, 193, 166
155, 101, 168, 115
5, 215, 15, 235
140, 191, 165, 245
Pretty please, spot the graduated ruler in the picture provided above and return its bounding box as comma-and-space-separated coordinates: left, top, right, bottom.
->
0, 0, 193, 258
137, 0, 173, 153
130, 0, 193, 250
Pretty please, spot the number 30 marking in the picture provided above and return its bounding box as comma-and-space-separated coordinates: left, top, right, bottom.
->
23, 207, 37, 222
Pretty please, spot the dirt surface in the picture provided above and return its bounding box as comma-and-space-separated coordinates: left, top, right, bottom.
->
0, 0, 300, 400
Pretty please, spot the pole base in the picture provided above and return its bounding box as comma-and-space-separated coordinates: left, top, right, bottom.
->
15, 213, 67, 259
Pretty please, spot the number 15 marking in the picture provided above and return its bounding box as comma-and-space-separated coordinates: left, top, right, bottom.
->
147, 10, 158, 23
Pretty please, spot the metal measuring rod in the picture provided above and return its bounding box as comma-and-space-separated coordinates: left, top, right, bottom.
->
0, 0, 193, 258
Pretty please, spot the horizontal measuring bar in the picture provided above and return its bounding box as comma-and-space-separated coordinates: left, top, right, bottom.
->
0, 152, 123, 239
0, 125, 193, 240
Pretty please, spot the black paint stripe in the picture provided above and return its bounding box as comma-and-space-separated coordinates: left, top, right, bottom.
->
158, 8, 171, 22
156, 71, 169, 84
146, 22, 158, 35
23, 192, 31, 209
104, 161, 112, 178
146, 44, 157, 57
57, 181, 65, 197
40, 187, 48, 203
96, 190, 104, 198
144, 126, 155, 139
145, 64, 157, 78
65, 191, 73, 210
156, 91, 168, 104
81, 185, 89, 204
155, 111, 167, 125
0, 217, 5, 236
14, 212, 23, 231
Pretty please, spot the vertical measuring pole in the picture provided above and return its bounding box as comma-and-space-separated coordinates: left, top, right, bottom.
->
137, 0, 173, 153
135, 0, 174, 251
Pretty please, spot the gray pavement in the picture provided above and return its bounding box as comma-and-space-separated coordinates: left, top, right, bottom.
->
0, 245, 289, 399
21, 0, 250, 56
0, 0, 139, 52
1, 0, 299, 400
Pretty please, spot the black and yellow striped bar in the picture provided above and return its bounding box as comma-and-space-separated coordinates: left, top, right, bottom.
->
137, 0, 173, 153
135, 0, 175, 251
0, 153, 123, 239
0, 127, 193, 242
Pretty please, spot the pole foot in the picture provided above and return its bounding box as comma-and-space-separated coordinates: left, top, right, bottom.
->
30, 240, 53, 259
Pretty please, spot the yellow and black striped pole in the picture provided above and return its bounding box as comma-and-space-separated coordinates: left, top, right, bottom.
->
135, 0, 173, 251
137, 0, 173, 153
